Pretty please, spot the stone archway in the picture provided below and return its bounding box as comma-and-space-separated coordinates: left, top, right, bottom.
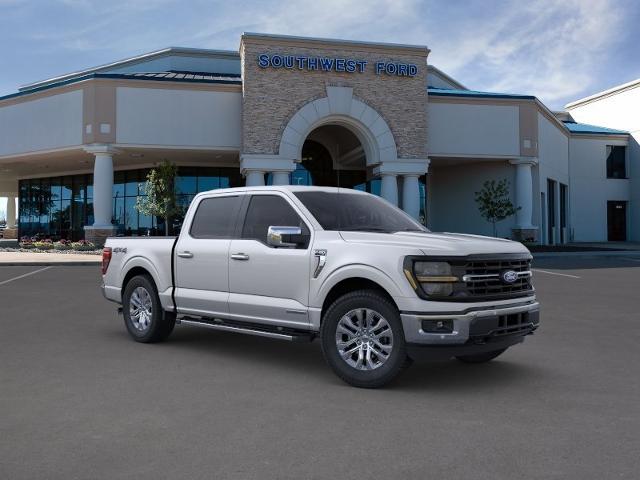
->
278, 86, 398, 166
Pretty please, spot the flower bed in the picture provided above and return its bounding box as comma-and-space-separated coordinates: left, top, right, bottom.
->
5, 236, 101, 255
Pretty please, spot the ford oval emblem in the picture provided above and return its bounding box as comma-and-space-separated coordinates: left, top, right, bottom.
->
501, 270, 519, 284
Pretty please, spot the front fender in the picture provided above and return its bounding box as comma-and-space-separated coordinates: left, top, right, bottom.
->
312, 263, 405, 309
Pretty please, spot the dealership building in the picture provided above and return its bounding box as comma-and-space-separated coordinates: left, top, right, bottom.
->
0, 33, 637, 245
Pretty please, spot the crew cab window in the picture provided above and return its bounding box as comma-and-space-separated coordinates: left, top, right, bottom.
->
190, 195, 242, 238
242, 195, 309, 247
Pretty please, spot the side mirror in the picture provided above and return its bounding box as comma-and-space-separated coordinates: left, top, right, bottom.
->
267, 226, 305, 248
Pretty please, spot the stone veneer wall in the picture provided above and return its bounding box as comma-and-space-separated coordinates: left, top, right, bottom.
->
241, 37, 429, 160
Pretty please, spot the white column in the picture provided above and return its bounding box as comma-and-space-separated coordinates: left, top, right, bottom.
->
6, 196, 16, 229
510, 158, 536, 229
92, 152, 115, 227
245, 170, 265, 187
380, 174, 398, 206
271, 171, 290, 185
401, 174, 421, 219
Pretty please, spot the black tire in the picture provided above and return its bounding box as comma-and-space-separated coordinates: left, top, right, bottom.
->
320, 290, 411, 388
122, 274, 175, 343
455, 348, 507, 364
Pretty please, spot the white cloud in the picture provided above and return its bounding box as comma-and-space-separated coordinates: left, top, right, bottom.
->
5, 0, 631, 109
426, 0, 626, 107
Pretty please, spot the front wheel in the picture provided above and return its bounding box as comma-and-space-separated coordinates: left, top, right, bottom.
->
455, 348, 507, 364
122, 275, 175, 343
320, 290, 411, 388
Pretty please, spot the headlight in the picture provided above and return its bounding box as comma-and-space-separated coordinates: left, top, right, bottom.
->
411, 261, 457, 297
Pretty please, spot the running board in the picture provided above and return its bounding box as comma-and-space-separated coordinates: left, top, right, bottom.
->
177, 317, 314, 342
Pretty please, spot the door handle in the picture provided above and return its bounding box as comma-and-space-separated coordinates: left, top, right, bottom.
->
177, 251, 194, 258
230, 253, 250, 261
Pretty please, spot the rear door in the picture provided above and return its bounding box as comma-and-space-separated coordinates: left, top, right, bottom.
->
174, 193, 243, 316
228, 193, 312, 328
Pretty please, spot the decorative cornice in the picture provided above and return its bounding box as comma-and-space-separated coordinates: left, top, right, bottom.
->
83, 144, 122, 156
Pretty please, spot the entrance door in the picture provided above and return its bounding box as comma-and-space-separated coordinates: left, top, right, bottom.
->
607, 201, 627, 241
547, 179, 556, 244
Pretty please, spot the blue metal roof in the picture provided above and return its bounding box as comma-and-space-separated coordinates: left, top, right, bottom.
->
0, 71, 242, 102
427, 87, 535, 100
562, 121, 628, 135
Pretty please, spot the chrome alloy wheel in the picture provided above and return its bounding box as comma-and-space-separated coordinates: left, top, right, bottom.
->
335, 308, 394, 371
129, 286, 153, 332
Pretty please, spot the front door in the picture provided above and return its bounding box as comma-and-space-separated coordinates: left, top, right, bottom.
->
228, 193, 312, 329
174, 194, 244, 316
607, 201, 627, 241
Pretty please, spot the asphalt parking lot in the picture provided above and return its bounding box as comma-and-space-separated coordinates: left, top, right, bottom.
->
1, 257, 639, 479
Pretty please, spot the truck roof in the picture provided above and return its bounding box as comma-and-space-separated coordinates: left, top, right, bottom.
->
195, 185, 371, 196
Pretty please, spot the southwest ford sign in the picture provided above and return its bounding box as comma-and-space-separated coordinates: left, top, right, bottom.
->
257, 54, 418, 77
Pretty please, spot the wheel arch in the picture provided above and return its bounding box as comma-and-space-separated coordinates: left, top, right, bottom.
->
320, 277, 399, 319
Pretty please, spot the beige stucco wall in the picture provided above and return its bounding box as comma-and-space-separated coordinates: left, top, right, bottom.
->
240, 36, 429, 160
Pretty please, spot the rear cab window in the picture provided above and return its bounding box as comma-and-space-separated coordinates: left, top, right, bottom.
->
189, 195, 243, 239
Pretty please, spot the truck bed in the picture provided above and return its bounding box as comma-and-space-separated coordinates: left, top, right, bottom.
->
102, 236, 178, 310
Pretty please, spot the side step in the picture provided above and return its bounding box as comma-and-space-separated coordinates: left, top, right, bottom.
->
176, 316, 315, 343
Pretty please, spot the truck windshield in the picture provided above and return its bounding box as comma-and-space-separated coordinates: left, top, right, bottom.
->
294, 191, 427, 233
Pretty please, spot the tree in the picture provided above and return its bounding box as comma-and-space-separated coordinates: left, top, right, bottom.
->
136, 161, 180, 235
474, 179, 519, 237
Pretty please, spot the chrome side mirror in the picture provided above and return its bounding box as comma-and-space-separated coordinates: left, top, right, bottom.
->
267, 226, 303, 248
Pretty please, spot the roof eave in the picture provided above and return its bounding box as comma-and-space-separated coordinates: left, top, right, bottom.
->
19, 46, 240, 92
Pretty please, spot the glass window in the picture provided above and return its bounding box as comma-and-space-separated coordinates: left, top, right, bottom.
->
606, 146, 626, 179
176, 168, 197, 195
125, 171, 139, 197
242, 195, 309, 246
198, 175, 219, 192
86, 175, 93, 199
113, 171, 125, 199
124, 197, 139, 235
295, 191, 425, 233
61, 177, 73, 200
190, 195, 242, 239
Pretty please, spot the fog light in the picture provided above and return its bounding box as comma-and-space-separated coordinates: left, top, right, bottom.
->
421, 319, 454, 333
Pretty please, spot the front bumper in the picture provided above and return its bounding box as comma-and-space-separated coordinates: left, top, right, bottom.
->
400, 300, 539, 358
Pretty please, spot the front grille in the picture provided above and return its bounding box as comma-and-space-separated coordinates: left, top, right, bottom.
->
408, 254, 535, 302
462, 258, 532, 298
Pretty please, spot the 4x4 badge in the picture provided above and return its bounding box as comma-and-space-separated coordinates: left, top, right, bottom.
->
313, 249, 327, 278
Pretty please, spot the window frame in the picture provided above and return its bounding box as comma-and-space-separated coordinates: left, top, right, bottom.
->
238, 192, 313, 249
187, 193, 244, 240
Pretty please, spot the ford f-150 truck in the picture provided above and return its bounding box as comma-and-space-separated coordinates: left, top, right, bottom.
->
101, 185, 539, 388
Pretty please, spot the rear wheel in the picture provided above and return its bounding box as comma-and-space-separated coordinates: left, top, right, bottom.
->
122, 275, 175, 343
321, 290, 411, 388
455, 348, 507, 364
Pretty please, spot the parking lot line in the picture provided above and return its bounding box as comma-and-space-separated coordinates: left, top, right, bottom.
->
532, 268, 581, 279
0, 266, 52, 286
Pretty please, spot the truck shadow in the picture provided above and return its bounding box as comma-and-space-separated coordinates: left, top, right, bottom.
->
165, 327, 543, 391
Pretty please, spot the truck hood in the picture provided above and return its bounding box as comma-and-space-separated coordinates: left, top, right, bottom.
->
339, 231, 530, 256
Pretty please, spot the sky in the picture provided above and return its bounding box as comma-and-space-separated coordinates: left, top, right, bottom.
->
1, 0, 639, 217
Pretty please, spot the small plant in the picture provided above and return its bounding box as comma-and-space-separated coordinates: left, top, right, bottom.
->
136, 160, 180, 235
33, 239, 54, 250
54, 239, 72, 250
474, 179, 519, 237
71, 240, 96, 251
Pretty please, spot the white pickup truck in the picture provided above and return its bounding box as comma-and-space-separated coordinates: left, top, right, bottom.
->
101, 185, 539, 387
